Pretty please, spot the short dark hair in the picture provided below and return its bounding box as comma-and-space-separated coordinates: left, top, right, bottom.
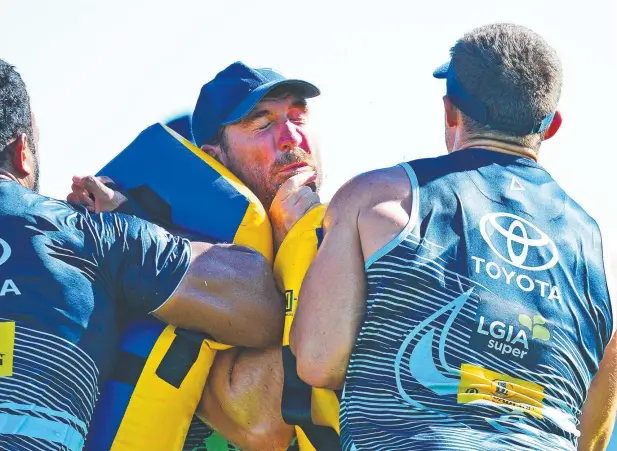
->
0, 60, 34, 163
451, 24, 562, 146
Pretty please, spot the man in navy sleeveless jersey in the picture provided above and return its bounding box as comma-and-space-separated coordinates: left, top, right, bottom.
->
0, 59, 284, 451
291, 23, 617, 450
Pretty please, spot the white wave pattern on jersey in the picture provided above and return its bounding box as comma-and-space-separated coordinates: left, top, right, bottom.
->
340, 233, 578, 451
338, 155, 610, 451
0, 319, 99, 451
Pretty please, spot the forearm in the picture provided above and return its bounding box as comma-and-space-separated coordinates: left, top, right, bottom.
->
290, 234, 366, 389
578, 407, 616, 451
197, 347, 295, 451
291, 312, 362, 390
578, 333, 617, 450
577, 429, 614, 451
155, 243, 285, 347
288, 182, 368, 389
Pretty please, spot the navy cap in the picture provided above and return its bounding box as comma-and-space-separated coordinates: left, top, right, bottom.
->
191, 62, 320, 146
434, 61, 554, 134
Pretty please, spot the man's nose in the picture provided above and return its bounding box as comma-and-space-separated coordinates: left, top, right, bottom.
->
278, 121, 304, 152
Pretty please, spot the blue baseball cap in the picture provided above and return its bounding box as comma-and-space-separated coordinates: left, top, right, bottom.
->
191, 62, 320, 146
433, 61, 554, 135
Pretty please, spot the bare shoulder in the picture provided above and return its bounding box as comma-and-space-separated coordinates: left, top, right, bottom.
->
326, 165, 412, 262
326, 165, 411, 222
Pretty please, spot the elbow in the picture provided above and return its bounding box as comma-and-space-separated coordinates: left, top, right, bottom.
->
290, 325, 346, 389
295, 347, 346, 390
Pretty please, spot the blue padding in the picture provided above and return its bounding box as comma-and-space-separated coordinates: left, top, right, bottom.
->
97, 123, 249, 242
83, 381, 134, 451
118, 317, 166, 357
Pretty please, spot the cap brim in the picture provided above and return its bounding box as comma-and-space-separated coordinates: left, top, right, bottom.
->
222, 79, 321, 125
433, 61, 450, 79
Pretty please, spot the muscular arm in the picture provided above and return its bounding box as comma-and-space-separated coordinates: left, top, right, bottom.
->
578, 332, 617, 450
155, 242, 285, 348
289, 177, 368, 390
76, 176, 285, 347
290, 167, 412, 389
578, 229, 617, 450
196, 347, 294, 451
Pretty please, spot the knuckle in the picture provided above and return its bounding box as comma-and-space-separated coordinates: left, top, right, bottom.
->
296, 186, 310, 197
282, 176, 298, 188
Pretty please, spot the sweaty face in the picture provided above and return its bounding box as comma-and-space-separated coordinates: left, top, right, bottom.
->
219, 95, 321, 209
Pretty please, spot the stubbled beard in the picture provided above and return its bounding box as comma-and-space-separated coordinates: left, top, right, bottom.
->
269, 149, 315, 179
222, 139, 320, 208
31, 155, 40, 192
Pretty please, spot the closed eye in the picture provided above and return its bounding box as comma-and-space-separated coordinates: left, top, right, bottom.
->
257, 121, 272, 130
288, 113, 307, 124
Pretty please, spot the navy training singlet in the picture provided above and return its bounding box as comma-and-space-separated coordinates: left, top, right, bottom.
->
340, 149, 615, 451
0, 180, 191, 451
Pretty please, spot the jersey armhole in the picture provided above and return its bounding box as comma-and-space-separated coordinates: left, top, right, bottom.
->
149, 237, 193, 315
365, 162, 420, 270
598, 226, 617, 338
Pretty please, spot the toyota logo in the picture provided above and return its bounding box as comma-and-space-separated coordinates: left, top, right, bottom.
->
479, 213, 559, 271
0, 238, 11, 266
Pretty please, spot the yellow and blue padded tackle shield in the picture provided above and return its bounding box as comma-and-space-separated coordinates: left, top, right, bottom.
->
84, 123, 273, 451
274, 204, 342, 451
96, 123, 272, 259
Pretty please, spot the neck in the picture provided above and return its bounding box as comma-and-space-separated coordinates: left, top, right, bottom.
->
0, 169, 19, 183
455, 137, 538, 162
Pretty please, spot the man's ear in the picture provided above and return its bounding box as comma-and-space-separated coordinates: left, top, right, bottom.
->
443, 96, 460, 128
11, 133, 33, 176
201, 143, 228, 165
543, 110, 562, 141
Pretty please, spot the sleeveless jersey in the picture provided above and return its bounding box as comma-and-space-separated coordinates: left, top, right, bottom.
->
340, 149, 615, 451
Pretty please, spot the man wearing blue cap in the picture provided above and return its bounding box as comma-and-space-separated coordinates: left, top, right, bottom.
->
74, 62, 323, 253
190, 62, 322, 251
70, 62, 326, 450
188, 62, 324, 450
291, 23, 616, 450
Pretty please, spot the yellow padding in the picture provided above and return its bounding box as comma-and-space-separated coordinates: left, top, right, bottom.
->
92, 123, 273, 451
275, 205, 327, 346
274, 204, 341, 450
110, 326, 231, 451
163, 125, 273, 263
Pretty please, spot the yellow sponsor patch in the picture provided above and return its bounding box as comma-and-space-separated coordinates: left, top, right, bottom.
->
458, 363, 545, 418
0, 322, 15, 376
